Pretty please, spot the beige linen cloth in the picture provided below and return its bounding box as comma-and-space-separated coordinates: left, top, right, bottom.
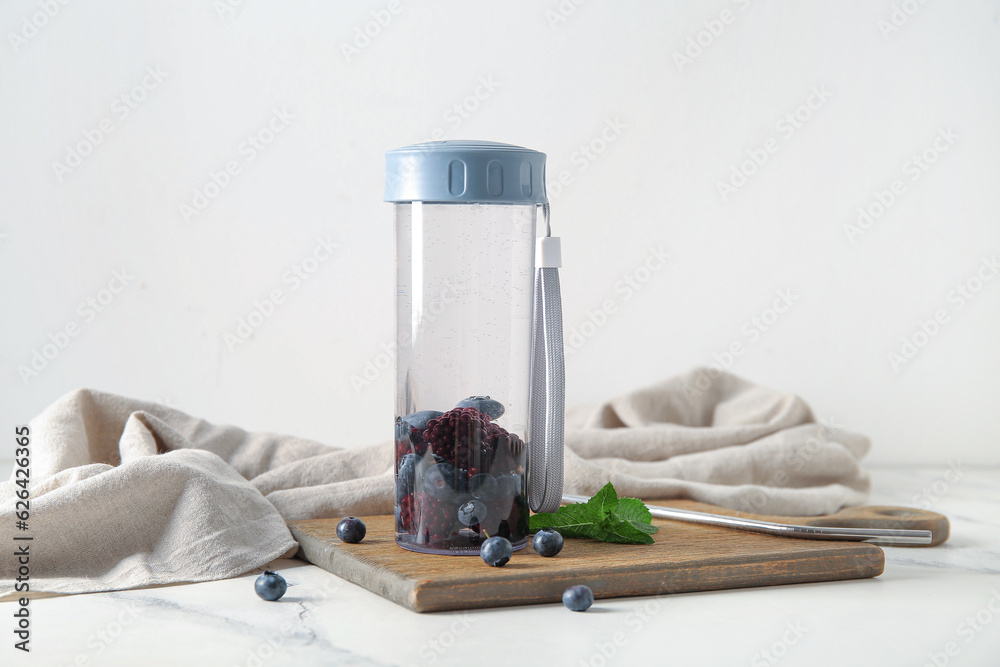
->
0, 369, 870, 598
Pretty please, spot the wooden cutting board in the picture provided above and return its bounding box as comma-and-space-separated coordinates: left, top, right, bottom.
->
288, 500, 949, 613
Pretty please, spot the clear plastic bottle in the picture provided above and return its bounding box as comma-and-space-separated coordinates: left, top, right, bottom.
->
385, 142, 547, 555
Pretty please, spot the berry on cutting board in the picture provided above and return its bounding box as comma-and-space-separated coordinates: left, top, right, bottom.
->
337, 517, 367, 543
480, 535, 513, 567
532, 528, 564, 557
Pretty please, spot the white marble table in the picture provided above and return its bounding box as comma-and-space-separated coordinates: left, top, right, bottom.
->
3, 466, 998, 667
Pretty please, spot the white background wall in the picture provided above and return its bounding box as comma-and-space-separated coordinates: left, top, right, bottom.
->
2, 1, 998, 468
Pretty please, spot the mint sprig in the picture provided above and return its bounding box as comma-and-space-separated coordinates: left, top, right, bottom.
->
528, 482, 659, 545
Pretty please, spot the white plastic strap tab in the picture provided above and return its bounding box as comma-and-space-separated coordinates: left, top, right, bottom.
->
536, 236, 562, 269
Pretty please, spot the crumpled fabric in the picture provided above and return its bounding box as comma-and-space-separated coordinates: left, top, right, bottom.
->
0, 368, 869, 597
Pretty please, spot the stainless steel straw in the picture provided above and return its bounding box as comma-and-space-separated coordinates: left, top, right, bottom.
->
560, 495, 933, 546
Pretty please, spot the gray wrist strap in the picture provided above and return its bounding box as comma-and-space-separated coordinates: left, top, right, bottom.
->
528, 203, 565, 514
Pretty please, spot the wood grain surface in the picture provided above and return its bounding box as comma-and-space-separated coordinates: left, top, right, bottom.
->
287, 500, 935, 613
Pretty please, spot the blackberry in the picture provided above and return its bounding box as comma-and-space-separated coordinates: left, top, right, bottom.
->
414, 491, 461, 543
423, 407, 498, 473
488, 429, 525, 474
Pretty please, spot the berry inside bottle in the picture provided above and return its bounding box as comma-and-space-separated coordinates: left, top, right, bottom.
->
395, 401, 528, 554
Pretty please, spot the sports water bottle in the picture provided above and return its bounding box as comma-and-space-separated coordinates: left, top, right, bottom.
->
385, 141, 564, 555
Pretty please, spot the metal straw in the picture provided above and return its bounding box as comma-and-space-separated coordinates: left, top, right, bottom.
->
560, 495, 933, 546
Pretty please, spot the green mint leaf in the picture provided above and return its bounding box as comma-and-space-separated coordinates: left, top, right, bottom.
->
587, 481, 619, 520
612, 497, 659, 535
529, 502, 603, 540
601, 518, 657, 545
528, 482, 659, 545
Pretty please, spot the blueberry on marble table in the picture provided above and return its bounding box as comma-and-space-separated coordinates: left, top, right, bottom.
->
562, 585, 594, 611
254, 571, 287, 601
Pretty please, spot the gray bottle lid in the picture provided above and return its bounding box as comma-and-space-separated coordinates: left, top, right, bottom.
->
384, 140, 547, 205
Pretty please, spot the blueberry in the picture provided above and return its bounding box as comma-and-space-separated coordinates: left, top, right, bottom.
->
480, 536, 513, 567
402, 410, 444, 430
457, 499, 488, 526
497, 472, 523, 499
456, 396, 505, 420
396, 453, 418, 502
562, 585, 594, 612
469, 474, 499, 502
337, 517, 367, 543
422, 462, 459, 499
254, 570, 287, 601
532, 528, 564, 557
